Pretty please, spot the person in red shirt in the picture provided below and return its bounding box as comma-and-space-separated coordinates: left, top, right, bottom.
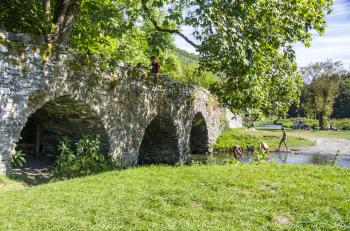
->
150, 56, 160, 74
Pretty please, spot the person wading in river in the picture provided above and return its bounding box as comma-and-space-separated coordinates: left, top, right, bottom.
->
278, 127, 289, 151
232, 145, 243, 160
259, 142, 269, 154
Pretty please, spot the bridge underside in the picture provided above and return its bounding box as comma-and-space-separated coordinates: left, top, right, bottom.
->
190, 112, 209, 154
16, 96, 109, 165
138, 114, 180, 165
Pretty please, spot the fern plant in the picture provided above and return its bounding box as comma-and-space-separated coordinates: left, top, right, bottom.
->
11, 150, 26, 167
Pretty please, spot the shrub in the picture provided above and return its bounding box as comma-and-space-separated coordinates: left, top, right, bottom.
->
257, 117, 319, 129
331, 118, 350, 130
11, 150, 26, 167
304, 118, 318, 128
54, 135, 116, 178
280, 119, 294, 128
252, 149, 269, 163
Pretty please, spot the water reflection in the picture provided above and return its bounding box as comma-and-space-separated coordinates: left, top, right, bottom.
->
192, 152, 350, 168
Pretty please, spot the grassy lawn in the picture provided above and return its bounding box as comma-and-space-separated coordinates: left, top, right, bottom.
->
257, 128, 350, 141
288, 129, 350, 140
0, 175, 26, 192
257, 117, 350, 131
215, 128, 315, 150
0, 163, 349, 230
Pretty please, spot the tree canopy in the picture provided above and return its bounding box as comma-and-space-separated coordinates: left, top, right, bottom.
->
333, 75, 350, 119
288, 60, 349, 128
0, 0, 334, 118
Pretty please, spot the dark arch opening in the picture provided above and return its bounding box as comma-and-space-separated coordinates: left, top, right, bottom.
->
16, 96, 109, 170
190, 112, 209, 154
138, 114, 180, 165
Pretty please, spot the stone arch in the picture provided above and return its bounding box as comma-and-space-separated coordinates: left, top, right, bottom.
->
15, 95, 110, 166
138, 113, 180, 165
190, 112, 209, 154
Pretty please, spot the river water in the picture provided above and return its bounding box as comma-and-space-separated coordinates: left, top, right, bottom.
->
192, 152, 350, 168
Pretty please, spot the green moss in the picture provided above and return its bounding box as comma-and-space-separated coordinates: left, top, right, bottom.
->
99, 59, 109, 72
40, 44, 54, 64
0, 36, 6, 45
68, 58, 82, 72
87, 73, 100, 89
28, 92, 46, 106
8, 57, 21, 66
206, 96, 211, 109
5, 40, 25, 56
108, 79, 118, 90
21, 63, 31, 74
219, 111, 229, 131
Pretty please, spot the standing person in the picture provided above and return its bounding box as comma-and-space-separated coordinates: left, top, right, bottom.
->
278, 127, 289, 151
150, 56, 160, 75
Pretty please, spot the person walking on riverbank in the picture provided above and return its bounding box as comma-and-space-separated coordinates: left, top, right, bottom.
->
278, 127, 289, 151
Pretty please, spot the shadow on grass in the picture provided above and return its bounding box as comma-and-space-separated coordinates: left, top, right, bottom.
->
9, 157, 54, 186
8, 157, 126, 186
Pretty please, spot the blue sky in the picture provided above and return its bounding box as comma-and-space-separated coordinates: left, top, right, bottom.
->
175, 0, 350, 68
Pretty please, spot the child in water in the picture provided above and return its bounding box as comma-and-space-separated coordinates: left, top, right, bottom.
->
259, 142, 269, 153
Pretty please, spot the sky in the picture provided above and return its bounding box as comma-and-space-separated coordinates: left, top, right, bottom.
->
175, 0, 350, 68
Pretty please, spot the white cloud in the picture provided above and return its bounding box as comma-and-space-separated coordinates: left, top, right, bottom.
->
295, 0, 350, 67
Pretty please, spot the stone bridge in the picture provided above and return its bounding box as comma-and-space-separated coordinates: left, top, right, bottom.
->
0, 31, 241, 174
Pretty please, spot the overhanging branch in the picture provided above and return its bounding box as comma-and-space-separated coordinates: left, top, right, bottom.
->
141, 0, 199, 49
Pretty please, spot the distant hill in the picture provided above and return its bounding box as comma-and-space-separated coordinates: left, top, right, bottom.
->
174, 48, 199, 66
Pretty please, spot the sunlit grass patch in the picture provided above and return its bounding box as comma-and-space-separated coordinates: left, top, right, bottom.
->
215, 128, 315, 150
0, 163, 349, 230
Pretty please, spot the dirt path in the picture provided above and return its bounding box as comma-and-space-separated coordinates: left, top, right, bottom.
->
294, 137, 350, 155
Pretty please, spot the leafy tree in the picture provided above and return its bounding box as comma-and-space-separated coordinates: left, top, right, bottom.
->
0, 0, 334, 119
141, 0, 332, 118
332, 74, 350, 118
301, 61, 344, 128
0, 0, 81, 44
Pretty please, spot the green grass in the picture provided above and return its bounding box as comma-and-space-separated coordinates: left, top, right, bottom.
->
0, 175, 25, 192
215, 128, 315, 150
258, 117, 350, 130
257, 117, 318, 129
257, 129, 350, 141
0, 163, 350, 230
0, 175, 13, 190
310, 130, 350, 140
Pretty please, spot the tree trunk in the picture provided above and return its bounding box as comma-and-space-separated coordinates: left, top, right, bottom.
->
50, 0, 81, 46
43, 0, 51, 42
